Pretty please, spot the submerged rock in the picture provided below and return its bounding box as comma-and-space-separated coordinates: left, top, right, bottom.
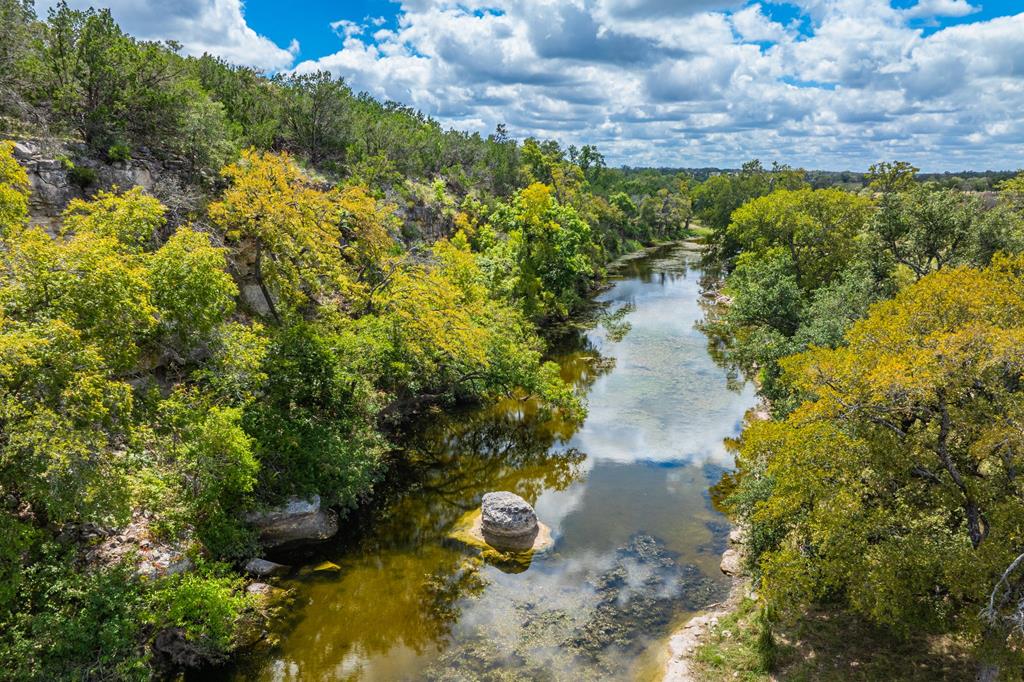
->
571, 535, 724, 659
481, 491, 539, 552
423, 533, 728, 681
245, 495, 339, 550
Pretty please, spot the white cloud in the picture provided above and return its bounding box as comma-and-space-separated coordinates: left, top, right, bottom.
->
36, 0, 297, 71
330, 19, 365, 40
731, 4, 790, 43
902, 0, 981, 20
40, 0, 1024, 170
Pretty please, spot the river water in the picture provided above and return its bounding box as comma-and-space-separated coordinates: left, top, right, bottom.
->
232, 242, 757, 681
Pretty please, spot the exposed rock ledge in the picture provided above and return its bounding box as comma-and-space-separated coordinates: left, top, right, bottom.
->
82, 512, 192, 579
244, 495, 339, 550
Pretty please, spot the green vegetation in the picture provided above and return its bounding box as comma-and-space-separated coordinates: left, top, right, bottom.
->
0, 3, 701, 677
703, 162, 1024, 675
4, 0, 1021, 677
692, 597, 975, 681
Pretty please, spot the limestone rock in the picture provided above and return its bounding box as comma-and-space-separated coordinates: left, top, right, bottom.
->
481, 491, 538, 551
720, 547, 743, 576
448, 508, 553, 571
83, 512, 193, 579
244, 557, 290, 577
245, 495, 339, 549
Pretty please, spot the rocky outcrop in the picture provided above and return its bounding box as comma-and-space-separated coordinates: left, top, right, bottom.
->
244, 495, 339, 550
719, 547, 743, 576
10, 139, 185, 233
82, 513, 192, 579
480, 491, 539, 552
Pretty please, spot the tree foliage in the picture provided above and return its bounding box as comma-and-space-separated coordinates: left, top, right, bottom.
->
728, 260, 1024, 662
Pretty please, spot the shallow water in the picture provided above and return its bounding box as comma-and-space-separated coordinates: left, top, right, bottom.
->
231, 243, 757, 681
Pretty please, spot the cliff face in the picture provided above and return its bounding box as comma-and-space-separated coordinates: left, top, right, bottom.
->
11, 139, 187, 233
10, 139, 460, 245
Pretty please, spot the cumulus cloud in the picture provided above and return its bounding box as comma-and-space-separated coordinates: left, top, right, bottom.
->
902, 0, 981, 20
41, 0, 1024, 169
287, 0, 1023, 169
731, 4, 790, 43
37, 0, 297, 71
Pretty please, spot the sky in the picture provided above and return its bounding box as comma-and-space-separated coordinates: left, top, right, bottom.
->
36, 0, 1024, 171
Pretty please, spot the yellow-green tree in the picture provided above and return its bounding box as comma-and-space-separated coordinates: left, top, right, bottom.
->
729, 257, 1024, 664
727, 187, 872, 290
209, 149, 396, 321
61, 186, 166, 250
0, 140, 29, 230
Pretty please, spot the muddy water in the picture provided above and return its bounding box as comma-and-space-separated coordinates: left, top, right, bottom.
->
233, 242, 757, 681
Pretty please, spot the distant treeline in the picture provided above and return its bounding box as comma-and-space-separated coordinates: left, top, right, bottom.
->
599, 165, 1020, 193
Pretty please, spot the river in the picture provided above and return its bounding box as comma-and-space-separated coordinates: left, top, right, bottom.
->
229, 242, 757, 681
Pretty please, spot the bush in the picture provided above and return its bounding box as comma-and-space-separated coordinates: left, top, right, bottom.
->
107, 143, 132, 162
67, 163, 98, 189
148, 563, 252, 653
0, 557, 150, 682
244, 322, 386, 506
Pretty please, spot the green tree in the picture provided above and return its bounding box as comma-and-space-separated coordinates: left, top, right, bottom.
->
0, 0, 37, 122
485, 182, 593, 320
148, 227, 237, 353
728, 257, 1024, 668
279, 71, 351, 165
869, 184, 979, 279
866, 160, 919, 194
727, 187, 872, 290
40, 2, 185, 148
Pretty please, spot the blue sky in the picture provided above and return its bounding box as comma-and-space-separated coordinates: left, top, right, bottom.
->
40, 1, 1024, 171
247, 1, 1024, 64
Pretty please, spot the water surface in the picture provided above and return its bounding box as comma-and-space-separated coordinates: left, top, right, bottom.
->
234, 243, 756, 681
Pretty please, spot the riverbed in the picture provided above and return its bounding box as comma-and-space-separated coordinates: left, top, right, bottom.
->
231, 242, 757, 681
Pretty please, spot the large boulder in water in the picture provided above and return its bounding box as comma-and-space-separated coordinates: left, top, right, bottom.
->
245, 495, 338, 550
481, 491, 539, 552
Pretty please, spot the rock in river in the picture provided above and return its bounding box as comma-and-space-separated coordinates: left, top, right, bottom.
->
481, 491, 539, 552
245, 495, 338, 550
244, 557, 290, 577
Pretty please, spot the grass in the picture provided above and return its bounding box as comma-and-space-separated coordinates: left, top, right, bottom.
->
688, 222, 714, 240
691, 591, 978, 681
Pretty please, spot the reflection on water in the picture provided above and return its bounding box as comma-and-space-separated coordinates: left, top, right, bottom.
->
229, 243, 757, 681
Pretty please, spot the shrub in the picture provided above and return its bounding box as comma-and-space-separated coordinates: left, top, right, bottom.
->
67, 163, 98, 189
147, 563, 252, 653
0, 557, 150, 682
107, 143, 132, 162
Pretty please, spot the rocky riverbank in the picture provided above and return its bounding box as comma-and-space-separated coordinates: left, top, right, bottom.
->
662, 523, 750, 681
